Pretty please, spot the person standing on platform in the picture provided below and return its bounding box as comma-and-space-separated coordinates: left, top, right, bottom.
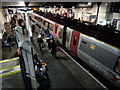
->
21, 21, 26, 35
33, 54, 42, 68
6, 35, 12, 52
51, 39, 57, 58
32, 24, 35, 33
40, 27, 44, 39
37, 35, 44, 55
47, 38, 52, 51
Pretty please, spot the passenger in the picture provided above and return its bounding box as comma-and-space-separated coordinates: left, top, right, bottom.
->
18, 18, 23, 26
32, 24, 35, 33
21, 21, 26, 35
6, 35, 12, 52
45, 29, 50, 37
37, 35, 44, 55
51, 39, 57, 58
40, 27, 44, 39
34, 54, 42, 68
34, 54, 49, 82
47, 39, 52, 51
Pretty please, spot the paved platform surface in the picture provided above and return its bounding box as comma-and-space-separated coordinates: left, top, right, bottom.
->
32, 33, 107, 89
1, 39, 24, 89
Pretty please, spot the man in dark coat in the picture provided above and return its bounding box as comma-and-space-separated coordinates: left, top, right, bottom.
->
51, 39, 57, 58
37, 36, 44, 55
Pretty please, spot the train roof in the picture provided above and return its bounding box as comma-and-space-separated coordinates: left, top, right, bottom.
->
34, 11, 120, 49
69, 24, 120, 49
34, 11, 67, 26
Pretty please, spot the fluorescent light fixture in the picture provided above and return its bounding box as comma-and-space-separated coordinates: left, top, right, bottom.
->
88, 2, 91, 5
61, 6, 63, 8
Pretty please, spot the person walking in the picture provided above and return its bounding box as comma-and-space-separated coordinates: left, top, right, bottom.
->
34, 54, 42, 68
6, 35, 12, 52
32, 24, 35, 33
37, 35, 44, 55
47, 38, 52, 51
40, 27, 44, 39
51, 39, 57, 58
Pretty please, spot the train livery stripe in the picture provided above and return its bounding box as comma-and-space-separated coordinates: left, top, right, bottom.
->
80, 33, 120, 50
0, 57, 19, 63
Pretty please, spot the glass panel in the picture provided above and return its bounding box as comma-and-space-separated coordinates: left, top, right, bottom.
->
49, 23, 54, 31
66, 32, 70, 42
58, 27, 63, 39
45, 21, 48, 28
73, 36, 77, 46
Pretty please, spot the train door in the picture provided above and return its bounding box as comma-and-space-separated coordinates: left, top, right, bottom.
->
53, 23, 58, 39
65, 27, 73, 50
57, 24, 64, 44
70, 30, 80, 55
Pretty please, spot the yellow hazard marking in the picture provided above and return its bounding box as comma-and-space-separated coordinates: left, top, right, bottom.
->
0, 70, 21, 77
0, 57, 19, 63
0, 65, 20, 72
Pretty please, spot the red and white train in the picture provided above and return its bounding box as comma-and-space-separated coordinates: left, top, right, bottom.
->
30, 11, 120, 88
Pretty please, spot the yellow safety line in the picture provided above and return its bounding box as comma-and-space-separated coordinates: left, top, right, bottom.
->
0, 65, 20, 72
0, 57, 19, 63
0, 70, 21, 77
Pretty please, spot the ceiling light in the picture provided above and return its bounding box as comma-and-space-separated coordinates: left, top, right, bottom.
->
88, 2, 92, 5
61, 6, 63, 8
72, 6, 75, 8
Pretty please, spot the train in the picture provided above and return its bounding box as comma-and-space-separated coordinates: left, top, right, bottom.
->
30, 10, 120, 88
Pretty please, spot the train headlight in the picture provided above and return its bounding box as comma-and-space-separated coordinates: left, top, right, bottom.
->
115, 57, 120, 74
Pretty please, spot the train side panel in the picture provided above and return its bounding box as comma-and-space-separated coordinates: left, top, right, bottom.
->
56, 24, 64, 44
70, 30, 80, 56
53, 23, 58, 39
65, 27, 73, 51
77, 34, 120, 87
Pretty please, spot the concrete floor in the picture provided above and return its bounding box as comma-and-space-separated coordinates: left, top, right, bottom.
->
32, 33, 106, 89
2, 73, 25, 89
1, 40, 24, 89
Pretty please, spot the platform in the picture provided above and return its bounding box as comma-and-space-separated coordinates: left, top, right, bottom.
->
31, 33, 107, 89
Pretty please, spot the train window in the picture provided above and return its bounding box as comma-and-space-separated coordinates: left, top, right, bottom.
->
43, 20, 45, 26
73, 36, 77, 46
45, 21, 48, 28
49, 23, 54, 31
58, 27, 63, 39
66, 32, 70, 42
115, 57, 120, 74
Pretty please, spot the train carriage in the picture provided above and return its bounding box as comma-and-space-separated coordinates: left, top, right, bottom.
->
56, 24, 64, 44
31, 11, 120, 88
77, 33, 120, 87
